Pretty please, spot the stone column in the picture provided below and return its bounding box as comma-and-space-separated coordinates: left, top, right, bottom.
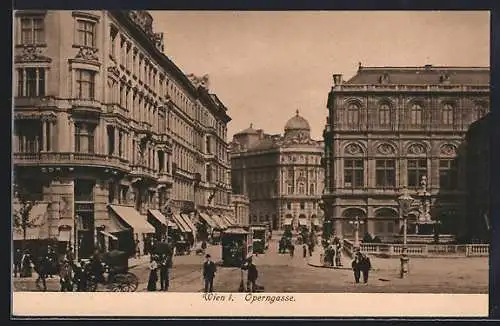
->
41, 120, 47, 151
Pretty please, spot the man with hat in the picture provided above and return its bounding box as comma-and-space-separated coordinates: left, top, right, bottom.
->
202, 254, 217, 292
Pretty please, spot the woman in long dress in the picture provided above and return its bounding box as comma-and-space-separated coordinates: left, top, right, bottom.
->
147, 255, 159, 291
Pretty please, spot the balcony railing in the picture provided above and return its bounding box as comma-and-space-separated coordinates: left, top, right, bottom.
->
14, 151, 130, 171
130, 164, 158, 179
71, 99, 103, 113
333, 84, 489, 93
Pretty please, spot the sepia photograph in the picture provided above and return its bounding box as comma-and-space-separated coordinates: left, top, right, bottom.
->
11, 9, 491, 316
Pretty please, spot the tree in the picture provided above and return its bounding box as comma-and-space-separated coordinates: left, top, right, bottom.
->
12, 184, 43, 250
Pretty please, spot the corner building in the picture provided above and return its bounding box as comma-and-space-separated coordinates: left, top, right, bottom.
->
13, 10, 232, 258
231, 111, 324, 230
322, 64, 489, 241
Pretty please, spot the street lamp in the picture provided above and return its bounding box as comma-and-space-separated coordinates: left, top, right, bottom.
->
349, 216, 364, 250
398, 188, 414, 278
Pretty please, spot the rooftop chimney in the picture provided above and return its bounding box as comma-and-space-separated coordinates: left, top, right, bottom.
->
332, 74, 343, 86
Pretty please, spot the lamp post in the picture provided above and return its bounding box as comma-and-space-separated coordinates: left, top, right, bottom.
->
398, 188, 414, 278
349, 216, 364, 250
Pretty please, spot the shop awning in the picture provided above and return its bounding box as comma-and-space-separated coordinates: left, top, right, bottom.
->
312, 218, 320, 226
223, 227, 248, 234
148, 209, 168, 226
100, 230, 118, 241
299, 218, 308, 226
171, 213, 192, 233
12, 203, 50, 240
199, 212, 219, 229
211, 214, 228, 229
109, 205, 155, 234
283, 218, 293, 226
221, 215, 235, 226
180, 213, 197, 233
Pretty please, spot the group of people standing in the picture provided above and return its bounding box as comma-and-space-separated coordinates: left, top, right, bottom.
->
147, 253, 172, 291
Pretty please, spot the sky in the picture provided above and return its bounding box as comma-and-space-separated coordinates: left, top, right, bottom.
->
149, 11, 490, 140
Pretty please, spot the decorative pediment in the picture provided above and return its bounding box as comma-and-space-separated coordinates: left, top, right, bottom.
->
75, 46, 99, 62
440, 144, 457, 156
376, 143, 396, 155
407, 143, 427, 155
15, 45, 51, 63
345, 143, 364, 155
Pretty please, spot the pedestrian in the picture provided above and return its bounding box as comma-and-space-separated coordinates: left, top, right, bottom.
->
201, 240, 207, 254
242, 257, 259, 292
302, 244, 307, 258
308, 242, 313, 257
59, 258, 73, 292
203, 254, 217, 292
20, 249, 32, 278
135, 239, 141, 258
159, 253, 171, 291
90, 249, 105, 284
14, 249, 22, 277
35, 253, 48, 291
47, 246, 59, 278
289, 244, 295, 258
74, 260, 88, 291
147, 255, 159, 291
359, 253, 372, 284
351, 252, 362, 284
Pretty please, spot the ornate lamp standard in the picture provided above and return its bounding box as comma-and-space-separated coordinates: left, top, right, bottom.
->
398, 188, 414, 278
349, 216, 364, 250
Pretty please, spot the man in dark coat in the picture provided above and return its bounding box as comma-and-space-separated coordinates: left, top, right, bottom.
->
359, 253, 372, 283
203, 254, 217, 292
90, 250, 105, 284
159, 253, 172, 291
14, 249, 22, 277
242, 257, 259, 292
35, 253, 49, 291
351, 252, 362, 284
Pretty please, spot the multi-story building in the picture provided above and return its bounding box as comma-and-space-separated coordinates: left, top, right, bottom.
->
230, 194, 250, 226
465, 112, 491, 243
322, 64, 489, 241
12, 10, 232, 258
230, 111, 324, 231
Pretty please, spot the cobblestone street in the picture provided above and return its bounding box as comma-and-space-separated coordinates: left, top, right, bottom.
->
13, 236, 488, 294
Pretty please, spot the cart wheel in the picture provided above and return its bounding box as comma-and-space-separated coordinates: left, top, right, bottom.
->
125, 272, 139, 292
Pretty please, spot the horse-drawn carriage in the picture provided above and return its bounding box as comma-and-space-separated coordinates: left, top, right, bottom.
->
84, 250, 139, 292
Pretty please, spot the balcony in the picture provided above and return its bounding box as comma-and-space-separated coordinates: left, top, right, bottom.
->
158, 171, 173, 185
13, 152, 130, 171
333, 84, 489, 94
106, 103, 128, 119
14, 96, 58, 108
70, 98, 103, 115
130, 164, 158, 180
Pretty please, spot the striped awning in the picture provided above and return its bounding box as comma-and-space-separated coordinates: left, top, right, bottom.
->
12, 203, 49, 241
283, 218, 293, 226
312, 218, 321, 226
171, 213, 192, 233
298, 218, 308, 226
109, 205, 155, 234
199, 212, 219, 229
100, 230, 118, 241
220, 215, 235, 226
180, 213, 197, 233
211, 214, 228, 229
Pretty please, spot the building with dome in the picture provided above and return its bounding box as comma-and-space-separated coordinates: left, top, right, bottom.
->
322, 64, 490, 242
230, 110, 324, 230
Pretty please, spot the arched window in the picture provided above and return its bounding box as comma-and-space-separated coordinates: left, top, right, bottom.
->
442, 104, 454, 125
347, 103, 359, 126
410, 103, 423, 126
309, 183, 315, 195
379, 103, 391, 126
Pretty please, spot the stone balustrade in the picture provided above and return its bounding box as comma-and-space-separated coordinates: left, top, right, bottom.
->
342, 238, 489, 258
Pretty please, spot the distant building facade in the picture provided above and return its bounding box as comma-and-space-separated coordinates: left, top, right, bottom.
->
465, 113, 491, 242
230, 194, 250, 226
231, 111, 324, 230
13, 10, 232, 257
322, 64, 489, 241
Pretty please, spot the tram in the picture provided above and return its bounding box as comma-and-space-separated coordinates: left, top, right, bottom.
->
221, 226, 252, 267
250, 224, 269, 254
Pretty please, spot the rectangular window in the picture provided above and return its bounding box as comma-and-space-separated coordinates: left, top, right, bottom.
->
14, 120, 42, 152
375, 159, 396, 187
439, 160, 458, 190
74, 179, 95, 202
74, 122, 96, 153
300, 202, 305, 210
17, 68, 46, 97
76, 70, 95, 99
76, 20, 96, 47
109, 26, 117, 58
20, 17, 45, 44
344, 159, 364, 188
407, 159, 427, 188
287, 183, 294, 195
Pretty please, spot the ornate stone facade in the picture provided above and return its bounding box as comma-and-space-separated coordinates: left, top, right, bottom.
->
323, 64, 490, 241
13, 10, 232, 255
231, 111, 324, 230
